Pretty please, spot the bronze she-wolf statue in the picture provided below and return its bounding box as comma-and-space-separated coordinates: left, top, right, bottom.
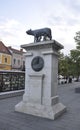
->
26, 28, 52, 43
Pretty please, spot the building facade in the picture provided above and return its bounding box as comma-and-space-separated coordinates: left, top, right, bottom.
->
0, 41, 11, 70
8, 46, 25, 71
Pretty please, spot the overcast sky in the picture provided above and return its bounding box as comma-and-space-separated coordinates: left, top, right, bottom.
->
0, 0, 80, 55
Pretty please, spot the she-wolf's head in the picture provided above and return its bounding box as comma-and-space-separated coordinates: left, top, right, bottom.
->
26, 29, 32, 34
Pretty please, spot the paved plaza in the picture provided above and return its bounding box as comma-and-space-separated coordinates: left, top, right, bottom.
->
0, 82, 80, 130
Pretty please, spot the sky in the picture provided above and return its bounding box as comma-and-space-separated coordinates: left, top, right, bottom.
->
0, 0, 80, 55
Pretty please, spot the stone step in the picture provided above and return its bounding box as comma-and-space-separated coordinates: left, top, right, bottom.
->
0, 90, 24, 99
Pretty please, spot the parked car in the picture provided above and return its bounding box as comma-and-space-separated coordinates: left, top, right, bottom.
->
72, 77, 80, 82
58, 75, 67, 84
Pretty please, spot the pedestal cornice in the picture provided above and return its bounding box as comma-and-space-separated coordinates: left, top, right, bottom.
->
21, 40, 63, 51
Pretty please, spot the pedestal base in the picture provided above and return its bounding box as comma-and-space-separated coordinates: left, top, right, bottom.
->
15, 101, 66, 120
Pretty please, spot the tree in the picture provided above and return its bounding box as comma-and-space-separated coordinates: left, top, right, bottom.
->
58, 31, 80, 78
69, 31, 80, 79
74, 31, 80, 49
58, 51, 77, 77
58, 52, 70, 76
70, 49, 80, 77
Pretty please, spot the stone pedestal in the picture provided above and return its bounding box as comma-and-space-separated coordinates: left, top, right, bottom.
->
15, 40, 66, 120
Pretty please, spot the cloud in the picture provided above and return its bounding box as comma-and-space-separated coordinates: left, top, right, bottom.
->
0, 0, 80, 55
42, 0, 80, 54
0, 19, 21, 36
0, 18, 29, 48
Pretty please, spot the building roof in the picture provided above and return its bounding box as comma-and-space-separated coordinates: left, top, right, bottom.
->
8, 46, 24, 55
0, 41, 11, 55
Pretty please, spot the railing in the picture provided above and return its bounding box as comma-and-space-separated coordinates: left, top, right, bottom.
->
0, 70, 25, 92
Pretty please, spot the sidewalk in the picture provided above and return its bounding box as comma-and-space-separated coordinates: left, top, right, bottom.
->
0, 82, 80, 130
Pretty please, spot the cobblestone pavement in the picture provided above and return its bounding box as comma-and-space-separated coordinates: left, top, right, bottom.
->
0, 82, 80, 130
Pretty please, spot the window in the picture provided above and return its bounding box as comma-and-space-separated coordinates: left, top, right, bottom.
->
14, 59, 16, 64
18, 60, 20, 65
23, 61, 25, 66
5, 58, 7, 63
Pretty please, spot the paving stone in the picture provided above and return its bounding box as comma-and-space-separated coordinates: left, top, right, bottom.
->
0, 82, 80, 130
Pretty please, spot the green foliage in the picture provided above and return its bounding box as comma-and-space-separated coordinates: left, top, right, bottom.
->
58, 31, 80, 77
74, 31, 80, 50
70, 49, 80, 76
58, 52, 70, 76
58, 51, 77, 77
